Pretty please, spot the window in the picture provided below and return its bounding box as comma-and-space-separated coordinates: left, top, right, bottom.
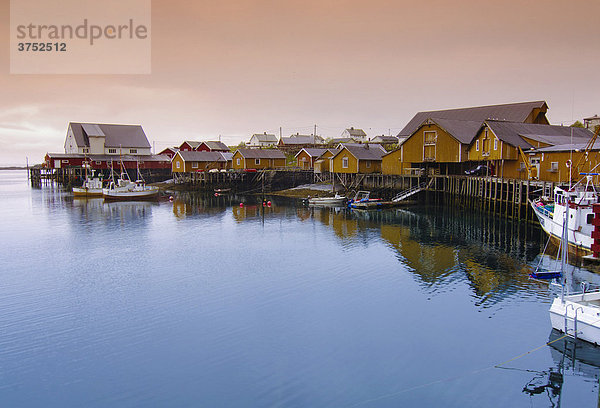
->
476, 140, 479, 151
236, 158, 241, 166
176, 161, 181, 169
62, 160, 69, 163
95, 161, 101, 165
493, 138, 498, 151
83, 148, 89, 153
366, 161, 371, 168
423, 131, 436, 161
588, 213, 595, 224
108, 148, 117, 154
130, 149, 137, 154
424, 131, 436, 145
342, 157, 348, 168
550, 162, 558, 172
192, 162, 198, 169
255, 159, 261, 165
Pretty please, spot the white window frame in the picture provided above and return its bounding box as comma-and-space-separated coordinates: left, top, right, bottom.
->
108, 148, 117, 154
493, 138, 498, 151
342, 157, 348, 169
82, 147, 89, 153
255, 159, 261, 165
192, 162, 198, 169
236, 158, 241, 166
176, 161, 181, 169
475, 140, 479, 151
130, 149, 137, 154
550, 162, 559, 172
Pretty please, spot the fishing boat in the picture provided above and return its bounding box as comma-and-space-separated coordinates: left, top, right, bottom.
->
548, 200, 600, 345
307, 194, 348, 206
531, 174, 599, 257
102, 160, 159, 201
73, 169, 104, 197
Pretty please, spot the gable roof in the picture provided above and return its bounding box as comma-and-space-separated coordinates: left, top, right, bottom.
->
295, 148, 328, 158
177, 151, 226, 162
250, 133, 278, 143
235, 149, 286, 159
343, 127, 367, 137
336, 145, 385, 161
371, 135, 399, 144
337, 143, 387, 153
398, 101, 548, 137
180, 140, 202, 149
199, 141, 230, 151
485, 120, 593, 149
424, 118, 483, 144
69, 122, 151, 149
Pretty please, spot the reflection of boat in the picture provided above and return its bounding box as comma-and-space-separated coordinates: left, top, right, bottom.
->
307, 194, 347, 206
548, 329, 600, 375
349, 190, 405, 210
531, 175, 598, 257
103, 160, 159, 201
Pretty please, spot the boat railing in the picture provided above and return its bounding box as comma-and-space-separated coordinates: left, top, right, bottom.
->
533, 202, 554, 218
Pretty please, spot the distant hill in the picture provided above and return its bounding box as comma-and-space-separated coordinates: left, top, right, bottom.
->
0, 166, 27, 170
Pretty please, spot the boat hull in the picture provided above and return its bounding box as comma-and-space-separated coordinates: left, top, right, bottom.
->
73, 187, 103, 197
549, 292, 600, 345
103, 187, 159, 201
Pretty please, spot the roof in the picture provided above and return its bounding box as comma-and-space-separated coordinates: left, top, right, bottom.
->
337, 145, 385, 161
371, 135, 399, 144
294, 148, 328, 158
250, 133, 278, 143
177, 151, 226, 162
584, 114, 600, 121
485, 120, 593, 149
235, 149, 286, 159
220, 152, 233, 161
536, 140, 600, 153
201, 141, 230, 151
344, 127, 367, 137
337, 143, 387, 153
159, 147, 178, 154
69, 122, 151, 149
180, 141, 202, 149
280, 135, 324, 145
331, 137, 356, 144
398, 100, 547, 137
425, 118, 483, 144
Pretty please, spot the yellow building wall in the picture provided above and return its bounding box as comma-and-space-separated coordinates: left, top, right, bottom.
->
357, 160, 382, 173
172, 154, 185, 172
402, 124, 463, 164
382, 149, 403, 175
232, 152, 287, 170
332, 150, 359, 173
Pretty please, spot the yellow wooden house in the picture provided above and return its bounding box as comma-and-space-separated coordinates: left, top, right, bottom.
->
231, 149, 287, 170
331, 145, 385, 174
295, 148, 328, 169
172, 151, 228, 173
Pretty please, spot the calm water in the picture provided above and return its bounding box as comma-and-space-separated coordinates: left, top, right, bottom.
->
1, 170, 599, 407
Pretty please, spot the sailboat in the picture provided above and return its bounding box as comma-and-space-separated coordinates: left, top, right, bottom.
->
72, 157, 104, 197
548, 200, 600, 345
102, 159, 159, 201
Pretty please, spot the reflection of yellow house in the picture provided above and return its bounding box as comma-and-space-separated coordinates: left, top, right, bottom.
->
467, 120, 594, 181
331, 145, 384, 174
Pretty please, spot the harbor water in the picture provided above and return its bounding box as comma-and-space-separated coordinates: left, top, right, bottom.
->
1, 170, 600, 407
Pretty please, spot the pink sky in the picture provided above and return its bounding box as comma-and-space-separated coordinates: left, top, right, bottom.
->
1, 0, 599, 166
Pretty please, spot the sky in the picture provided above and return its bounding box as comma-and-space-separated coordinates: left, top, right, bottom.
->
1, 0, 600, 166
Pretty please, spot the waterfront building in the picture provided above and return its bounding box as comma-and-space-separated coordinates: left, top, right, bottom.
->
171, 151, 229, 173
313, 148, 340, 173
179, 141, 202, 151
584, 114, 600, 131
278, 134, 325, 152
64, 122, 153, 156
231, 149, 286, 170
341, 127, 367, 142
158, 147, 178, 159
196, 141, 230, 152
295, 148, 329, 169
331, 145, 384, 174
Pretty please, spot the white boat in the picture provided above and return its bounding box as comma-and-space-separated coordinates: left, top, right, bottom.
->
547, 198, 600, 345
73, 170, 104, 197
307, 194, 347, 206
531, 175, 599, 257
102, 160, 159, 201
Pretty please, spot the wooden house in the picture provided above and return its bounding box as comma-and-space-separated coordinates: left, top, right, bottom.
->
341, 127, 367, 142
179, 141, 201, 151
314, 148, 340, 173
196, 141, 230, 152
44, 152, 170, 170
64, 122, 152, 156
231, 149, 286, 170
248, 132, 278, 147
533, 141, 600, 183
467, 121, 594, 180
295, 148, 329, 169
331, 145, 384, 174
278, 134, 325, 152
158, 147, 178, 159
171, 151, 228, 173
385, 118, 481, 175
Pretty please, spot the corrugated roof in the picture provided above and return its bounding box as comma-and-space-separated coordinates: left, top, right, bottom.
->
181, 141, 202, 149
486, 121, 593, 149
178, 151, 226, 162
398, 101, 547, 137
428, 118, 482, 144
201, 141, 230, 151
280, 135, 324, 145
295, 148, 328, 158
339, 145, 385, 160
536, 140, 600, 152
251, 134, 278, 142
69, 122, 151, 149
371, 136, 399, 143
81, 123, 105, 137
236, 149, 286, 159
220, 152, 234, 161
344, 128, 367, 137
337, 143, 387, 153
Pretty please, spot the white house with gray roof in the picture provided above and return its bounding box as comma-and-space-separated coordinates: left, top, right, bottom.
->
248, 132, 278, 147
64, 122, 152, 156
341, 127, 367, 141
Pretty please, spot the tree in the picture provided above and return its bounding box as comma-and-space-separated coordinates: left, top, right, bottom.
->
571, 120, 585, 128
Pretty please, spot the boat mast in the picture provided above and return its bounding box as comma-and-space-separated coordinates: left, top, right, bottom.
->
560, 200, 569, 302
